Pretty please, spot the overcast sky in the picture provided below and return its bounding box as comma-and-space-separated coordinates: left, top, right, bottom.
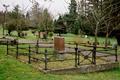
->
0, 0, 70, 18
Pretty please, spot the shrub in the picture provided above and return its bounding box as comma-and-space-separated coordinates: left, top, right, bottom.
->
48, 32, 54, 37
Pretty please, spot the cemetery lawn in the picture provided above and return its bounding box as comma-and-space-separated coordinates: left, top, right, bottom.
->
0, 45, 120, 80
0, 28, 120, 80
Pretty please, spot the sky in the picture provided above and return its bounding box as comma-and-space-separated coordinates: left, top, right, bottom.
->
0, 0, 70, 18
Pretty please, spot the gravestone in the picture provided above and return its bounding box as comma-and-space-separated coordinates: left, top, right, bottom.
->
54, 36, 65, 60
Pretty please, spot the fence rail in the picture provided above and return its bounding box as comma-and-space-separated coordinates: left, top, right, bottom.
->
5, 39, 118, 70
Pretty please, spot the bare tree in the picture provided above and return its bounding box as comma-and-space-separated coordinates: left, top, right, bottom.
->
77, 0, 120, 47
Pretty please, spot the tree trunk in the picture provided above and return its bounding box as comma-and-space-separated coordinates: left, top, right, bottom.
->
105, 32, 109, 48
116, 33, 120, 45
94, 22, 99, 46
105, 21, 110, 48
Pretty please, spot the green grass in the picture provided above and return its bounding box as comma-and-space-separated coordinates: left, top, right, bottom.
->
0, 28, 120, 80
0, 45, 120, 80
63, 33, 117, 45
0, 26, 117, 45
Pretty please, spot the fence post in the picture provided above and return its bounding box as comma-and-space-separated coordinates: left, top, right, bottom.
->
7, 40, 9, 55
78, 49, 80, 65
36, 40, 39, 54
115, 45, 118, 62
16, 41, 18, 59
28, 45, 31, 64
44, 49, 48, 70
92, 45, 96, 64
75, 43, 78, 67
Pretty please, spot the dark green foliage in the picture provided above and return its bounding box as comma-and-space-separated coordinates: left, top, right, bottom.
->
54, 0, 93, 35
68, 0, 77, 34
48, 32, 53, 37
54, 0, 78, 34
54, 16, 67, 34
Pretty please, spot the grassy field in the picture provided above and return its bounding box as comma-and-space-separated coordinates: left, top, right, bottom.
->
0, 45, 120, 80
0, 27, 120, 80
63, 33, 117, 45
0, 27, 117, 43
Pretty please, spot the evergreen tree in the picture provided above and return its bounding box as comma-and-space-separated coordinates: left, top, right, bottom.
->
68, 0, 77, 34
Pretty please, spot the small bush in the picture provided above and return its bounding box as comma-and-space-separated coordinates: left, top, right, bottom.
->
48, 32, 54, 37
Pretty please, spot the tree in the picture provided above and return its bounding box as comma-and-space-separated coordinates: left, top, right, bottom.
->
0, 11, 4, 25
78, 0, 120, 47
54, 0, 77, 34
108, 0, 120, 45
98, 0, 120, 47
6, 5, 28, 36
38, 9, 53, 32
30, 2, 53, 33
30, 1, 40, 28
54, 15, 67, 34
68, 0, 77, 34
6, 5, 20, 35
